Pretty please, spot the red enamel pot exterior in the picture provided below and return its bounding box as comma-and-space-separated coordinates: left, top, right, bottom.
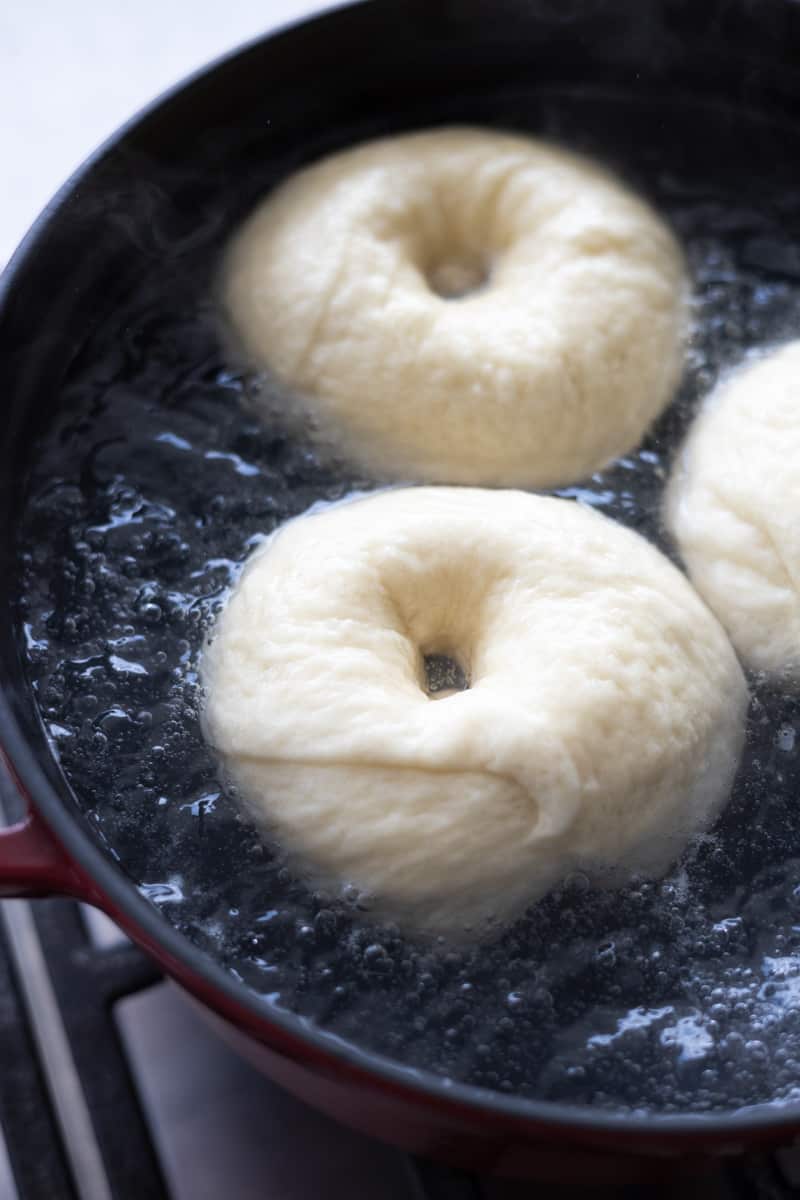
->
5, 0, 800, 1175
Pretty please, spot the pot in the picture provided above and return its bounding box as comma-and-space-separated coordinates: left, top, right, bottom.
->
3, 0, 800, 1179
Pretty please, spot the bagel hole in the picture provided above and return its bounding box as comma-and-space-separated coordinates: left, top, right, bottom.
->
426, 255, 490, 300
423, 652, 469, 699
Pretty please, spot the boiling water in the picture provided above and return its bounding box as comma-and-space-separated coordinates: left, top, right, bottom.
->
17, 90, 800, 1114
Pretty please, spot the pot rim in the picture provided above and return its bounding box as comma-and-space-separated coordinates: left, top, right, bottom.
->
3, 0, 799, 1148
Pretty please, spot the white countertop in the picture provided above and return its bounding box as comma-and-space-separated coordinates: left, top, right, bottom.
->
0, 0, 331, 268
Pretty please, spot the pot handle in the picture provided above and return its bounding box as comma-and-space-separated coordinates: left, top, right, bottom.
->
0, 754, 97, 901
0, 815, 94, 899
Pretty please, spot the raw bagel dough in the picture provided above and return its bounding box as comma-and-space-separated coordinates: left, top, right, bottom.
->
666, 342, 800, 677
203, 488, 745, 933
224, 127, 688, 488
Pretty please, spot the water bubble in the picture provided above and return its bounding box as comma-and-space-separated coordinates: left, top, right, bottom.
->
777, 726, 796, 753
364, 943, 387, 962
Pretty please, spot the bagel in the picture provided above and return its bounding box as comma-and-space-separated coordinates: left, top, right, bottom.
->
202, 487, 745, 933
666, 342, 800, 678
224, 127, 688, 488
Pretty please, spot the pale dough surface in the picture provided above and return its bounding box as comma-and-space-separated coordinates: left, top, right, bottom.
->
666, 342, 800, 678
224, 127, 688, 488
203, 488, 746, 933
